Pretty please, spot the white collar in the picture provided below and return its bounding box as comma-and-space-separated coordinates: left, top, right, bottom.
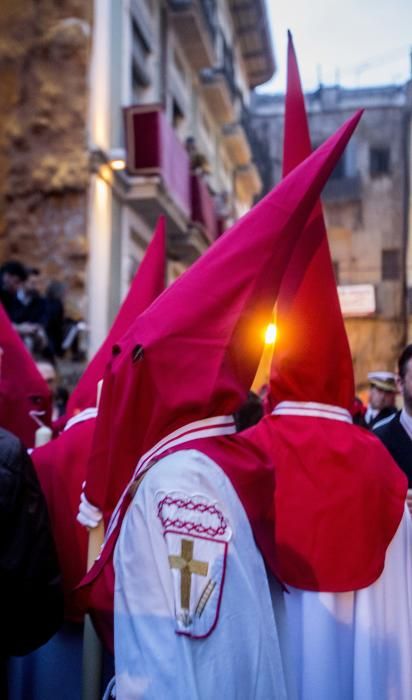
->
400, 409, 412, 441
64, 406, 98, 431
136, 415, 236, 476
271, 400, 352, 424
105, 415, 236, 544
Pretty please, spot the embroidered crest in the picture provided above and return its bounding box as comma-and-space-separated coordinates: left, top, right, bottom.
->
157, 492, 230, 637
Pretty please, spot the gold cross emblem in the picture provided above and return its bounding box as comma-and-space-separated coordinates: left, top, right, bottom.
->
169, 539, 209, 610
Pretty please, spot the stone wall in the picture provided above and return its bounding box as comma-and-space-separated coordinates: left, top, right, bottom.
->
0, 0, 93, 318
345, 317, 405, 389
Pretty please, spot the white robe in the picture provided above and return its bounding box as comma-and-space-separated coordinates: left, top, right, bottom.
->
113, 448, 288, 700
280, 506, 412, 700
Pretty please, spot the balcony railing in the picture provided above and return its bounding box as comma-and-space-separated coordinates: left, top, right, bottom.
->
167, 0, 217, 70
124, 104, 191, 218
168, 0, 217, 43
190, 173, 218, 243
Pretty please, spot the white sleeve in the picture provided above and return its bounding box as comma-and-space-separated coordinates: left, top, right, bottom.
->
113, 449, 287, 700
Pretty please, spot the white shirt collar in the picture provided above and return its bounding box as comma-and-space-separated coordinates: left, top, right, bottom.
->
136, 415, 237, 476
400, 409, 412, 441
105, 415, 236, 544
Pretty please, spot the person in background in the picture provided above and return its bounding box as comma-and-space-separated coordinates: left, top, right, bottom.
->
36, 361, 68, 422
36, 361, 57, 394
18, 268, 46, 324
0, 261, 27, 324
374, 345, 412, 492
363, 371, 397, 429
0, 427, 63, 698
1, 262, 49, 355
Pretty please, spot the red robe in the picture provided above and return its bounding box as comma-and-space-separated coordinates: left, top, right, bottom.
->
32, 416, 95, 621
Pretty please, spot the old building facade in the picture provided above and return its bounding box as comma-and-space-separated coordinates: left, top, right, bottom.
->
0, 0, 92, 325
0, 0, 275, 356
252, 84, 412, 390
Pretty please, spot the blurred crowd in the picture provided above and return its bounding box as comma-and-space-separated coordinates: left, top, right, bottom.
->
0, 260, 88, 420
0, 260, 67, 360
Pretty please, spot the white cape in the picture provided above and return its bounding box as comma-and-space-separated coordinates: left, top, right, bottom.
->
114, 449, 288, 700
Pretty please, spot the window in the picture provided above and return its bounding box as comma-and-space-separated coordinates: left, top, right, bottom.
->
131, 16, 151, 96
381, 249, 400, 281
370, 147, 390, 177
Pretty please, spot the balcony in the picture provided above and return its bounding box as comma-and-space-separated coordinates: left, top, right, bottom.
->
227, 0, 276, 88
222, 123, 251, 166
123, 104, 191, 237
168, 0, 217, 71
322, 174, 362, 203
235, 163, 262, 203
199, 32, 238, 125
190, 174, 218, 243
199, 70, 236, 124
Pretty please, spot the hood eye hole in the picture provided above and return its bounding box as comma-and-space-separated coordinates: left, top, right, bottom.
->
29, 396, 44, 406
132, 345, 144, 363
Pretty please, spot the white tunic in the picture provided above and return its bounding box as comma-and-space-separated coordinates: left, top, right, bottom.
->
280, 506, 412, 700
114, 449, 288, 700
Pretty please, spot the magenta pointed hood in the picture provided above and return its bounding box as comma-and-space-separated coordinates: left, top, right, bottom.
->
269, 31, 356, 410
0, 304, 52, 446
66, 217, 166, 417
85, 111, 362, 513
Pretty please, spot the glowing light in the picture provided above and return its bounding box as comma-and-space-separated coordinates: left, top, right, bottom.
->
265, 323, 277, 345
98, 163, 113, 186
110, 158, 126, 171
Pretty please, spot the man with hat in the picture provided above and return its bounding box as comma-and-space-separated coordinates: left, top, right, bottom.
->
363, 370, 397, 429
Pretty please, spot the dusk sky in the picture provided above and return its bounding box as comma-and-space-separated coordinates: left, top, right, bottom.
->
261, 0, 412, 92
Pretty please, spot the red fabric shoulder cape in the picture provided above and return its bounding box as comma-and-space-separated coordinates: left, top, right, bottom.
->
239, 414, 407, 591
32, 419, 94, 621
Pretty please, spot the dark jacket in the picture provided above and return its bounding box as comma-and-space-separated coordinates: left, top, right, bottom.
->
373, 411, 412, 486
0, 428, 63, 693
358, 405, 397, 430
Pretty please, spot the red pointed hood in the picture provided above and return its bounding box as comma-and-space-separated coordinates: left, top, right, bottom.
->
66, 217, 166, 417
269, 32, 355, 410
85, 111, 362, 513
245, 34, 406, 595
0, 304, 52, 447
